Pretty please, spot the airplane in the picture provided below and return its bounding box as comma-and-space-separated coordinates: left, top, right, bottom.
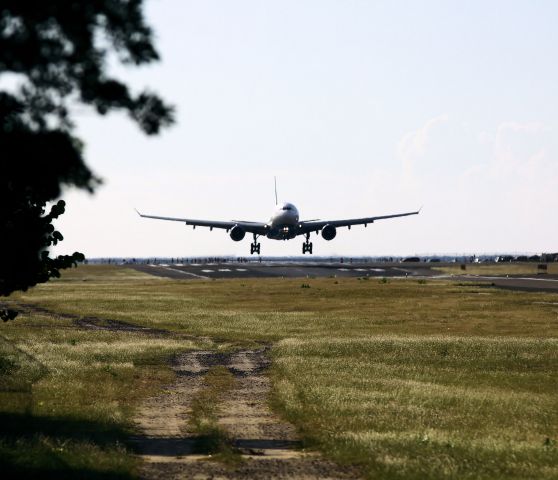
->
136, 180, 420, 255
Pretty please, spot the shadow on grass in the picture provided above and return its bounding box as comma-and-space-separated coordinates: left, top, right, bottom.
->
0, 411, 129, 445
0, 412, 134, 480
0, 465, 132, 480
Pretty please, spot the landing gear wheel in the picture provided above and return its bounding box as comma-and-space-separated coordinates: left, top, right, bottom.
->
250, 234, 261, 255
302, 233, 313, 254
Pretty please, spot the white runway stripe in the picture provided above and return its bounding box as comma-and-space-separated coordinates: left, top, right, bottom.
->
163, 267, 209, 279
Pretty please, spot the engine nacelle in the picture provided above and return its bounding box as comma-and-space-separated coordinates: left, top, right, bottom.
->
229, 225, 246, 241
321, 224, 337, 241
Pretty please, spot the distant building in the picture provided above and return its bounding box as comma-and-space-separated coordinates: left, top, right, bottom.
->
403, 257, 420, 263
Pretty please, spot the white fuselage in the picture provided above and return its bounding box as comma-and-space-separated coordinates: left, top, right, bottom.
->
266, 202, 300, 240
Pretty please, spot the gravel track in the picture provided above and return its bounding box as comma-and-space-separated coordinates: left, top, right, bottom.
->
134, 348, 360, 479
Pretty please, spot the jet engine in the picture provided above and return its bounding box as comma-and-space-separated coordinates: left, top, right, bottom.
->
321, 224, 337, 241
229, 225, 246, 241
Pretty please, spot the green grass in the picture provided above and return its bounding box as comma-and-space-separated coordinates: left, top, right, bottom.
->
11, 268, 558, 339
272, 336, 558, 479
2, 265, 558, 479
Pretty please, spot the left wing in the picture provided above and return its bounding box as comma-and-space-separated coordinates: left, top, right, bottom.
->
136, 210, 267, 235
299, 209, 420, 234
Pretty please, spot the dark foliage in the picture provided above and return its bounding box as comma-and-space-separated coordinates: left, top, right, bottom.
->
0, 1, 174, 320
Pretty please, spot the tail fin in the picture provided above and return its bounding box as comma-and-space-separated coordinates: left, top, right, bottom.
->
274, 176, 278, 205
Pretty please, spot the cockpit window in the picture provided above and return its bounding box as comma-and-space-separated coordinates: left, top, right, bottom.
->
281, 206, 292, 211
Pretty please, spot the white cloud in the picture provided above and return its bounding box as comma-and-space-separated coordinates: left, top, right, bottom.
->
457, 121, 558, 251
397, 114, 449, 186
492, 121, 547, 169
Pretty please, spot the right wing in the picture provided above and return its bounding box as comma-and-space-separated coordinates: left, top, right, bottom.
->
299, 209, 420, 234
136, 210, 267, 235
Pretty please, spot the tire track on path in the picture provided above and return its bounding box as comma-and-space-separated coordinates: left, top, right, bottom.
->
134, 348, 360, 479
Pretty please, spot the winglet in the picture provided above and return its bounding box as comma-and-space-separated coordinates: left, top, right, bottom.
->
134, 208, 143, 217
418, 205, 423, 214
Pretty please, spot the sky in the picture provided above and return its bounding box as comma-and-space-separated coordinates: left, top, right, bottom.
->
49, 0, 558, 257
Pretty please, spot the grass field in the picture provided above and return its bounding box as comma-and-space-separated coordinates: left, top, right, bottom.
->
1, 265, 557, 479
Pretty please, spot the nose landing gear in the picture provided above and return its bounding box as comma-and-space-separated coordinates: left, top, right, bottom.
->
250, 234, 261, 255
302, 233, 313, 254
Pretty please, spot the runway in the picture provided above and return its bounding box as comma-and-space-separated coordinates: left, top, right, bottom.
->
132, 262, 435, 280
449, 274, 558, 293
132, 262, 558, 293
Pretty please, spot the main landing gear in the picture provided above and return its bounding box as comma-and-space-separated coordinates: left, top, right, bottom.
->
302, 233, 313, 254
250, 233, 261, 255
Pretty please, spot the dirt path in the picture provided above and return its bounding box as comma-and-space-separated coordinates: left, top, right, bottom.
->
132, 348, 360, 479
7, 301, 359, 478
6, 302, 170, 335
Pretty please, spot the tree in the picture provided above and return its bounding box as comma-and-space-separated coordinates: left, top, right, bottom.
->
0, 1, 174, 320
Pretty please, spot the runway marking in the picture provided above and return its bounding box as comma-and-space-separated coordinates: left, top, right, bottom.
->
218, 268, 231, 272
354, 268, 366, 271
201, 269, 214, 273
163, 267, 209, 279
370, 268, 385, 272
159, 264, 169, 267
174, 263, 184, 266
508, 276, 558, 283
338, 268, 349, 271
468, 275, 558, 283
236, 268, 247, 272
462, 275, 558, 282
